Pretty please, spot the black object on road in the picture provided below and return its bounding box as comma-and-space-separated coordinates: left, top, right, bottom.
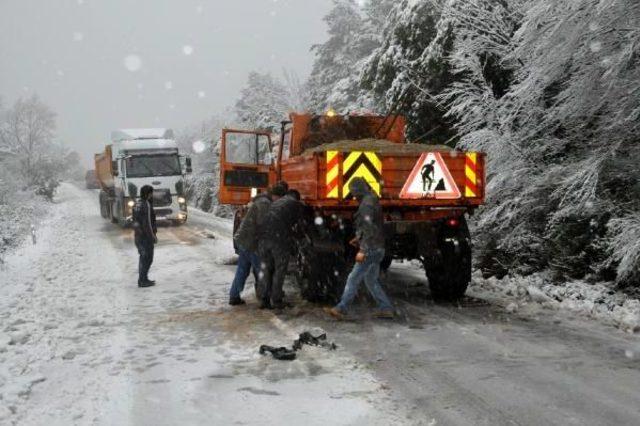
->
259, 331, 337, 362
259, 345, 297, 361
293, 332, 337, 351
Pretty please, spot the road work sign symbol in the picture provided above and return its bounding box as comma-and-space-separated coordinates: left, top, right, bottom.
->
399, 152, 461, 199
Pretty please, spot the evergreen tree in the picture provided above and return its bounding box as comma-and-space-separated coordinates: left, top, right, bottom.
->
359, 0, 458, 143
306, 0, 367, 112
234, 72, 290, 132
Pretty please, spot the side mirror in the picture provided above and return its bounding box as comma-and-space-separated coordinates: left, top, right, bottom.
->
185, 157, 192, 174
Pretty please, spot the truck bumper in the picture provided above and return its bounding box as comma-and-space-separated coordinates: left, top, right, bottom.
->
153, 200, 187, 223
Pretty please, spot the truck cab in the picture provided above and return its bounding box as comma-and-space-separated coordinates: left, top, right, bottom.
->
95, 128, 191, 227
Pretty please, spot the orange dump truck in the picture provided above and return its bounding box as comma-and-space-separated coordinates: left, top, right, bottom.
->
218, 113, 486, 300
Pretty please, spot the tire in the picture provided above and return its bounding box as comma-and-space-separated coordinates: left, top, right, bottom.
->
425, 219, 472, 300
294, 239, 349, 303
381, 255, 392, 272
99, 192, 109, 219
110, 201, 118, 224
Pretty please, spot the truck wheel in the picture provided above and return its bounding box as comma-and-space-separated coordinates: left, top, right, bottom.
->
110, 201, 118, 224
294, 242, 348, 303
381, 256, 392, 272
425, 220, 472, 300
99, 192, 109, 219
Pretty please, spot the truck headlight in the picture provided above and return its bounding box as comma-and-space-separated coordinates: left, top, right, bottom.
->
127, 200, 135, 207
178, 196, 186, 204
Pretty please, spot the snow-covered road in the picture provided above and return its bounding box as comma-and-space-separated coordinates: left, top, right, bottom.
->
1, 183, 640, 426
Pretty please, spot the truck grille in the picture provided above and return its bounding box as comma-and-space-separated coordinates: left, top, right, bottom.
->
154, 208, 173, 217
153, 189, 172, 207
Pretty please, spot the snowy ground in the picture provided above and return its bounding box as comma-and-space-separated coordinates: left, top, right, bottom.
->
468, 272, 640, 334
1, 183, 640, 426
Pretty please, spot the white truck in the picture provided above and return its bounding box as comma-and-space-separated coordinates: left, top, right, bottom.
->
94, 128, 192, 227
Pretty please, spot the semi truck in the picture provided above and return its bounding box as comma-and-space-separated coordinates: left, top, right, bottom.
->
94, 128, 192, 227
218, 113, 486, 301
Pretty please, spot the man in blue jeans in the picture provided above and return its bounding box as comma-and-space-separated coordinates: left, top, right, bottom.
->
325, 177, 394, 319
229, 182, 287, 305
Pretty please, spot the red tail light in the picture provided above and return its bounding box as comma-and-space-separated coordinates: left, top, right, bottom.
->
446, 218, 460, 227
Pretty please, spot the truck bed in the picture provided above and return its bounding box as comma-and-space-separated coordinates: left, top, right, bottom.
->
280, 149, 485, 209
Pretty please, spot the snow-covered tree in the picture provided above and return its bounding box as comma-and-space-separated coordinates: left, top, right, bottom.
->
0, 95, 57, 187
306, 0, 371, 112
234, 72, 291, 132
359, 0, 460, 142
441, 0, 640, 284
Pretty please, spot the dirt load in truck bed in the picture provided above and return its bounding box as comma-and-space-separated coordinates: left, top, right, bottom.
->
302, 138, 452, 155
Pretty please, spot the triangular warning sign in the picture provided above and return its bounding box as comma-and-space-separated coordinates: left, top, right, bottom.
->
399, 152, 461, 199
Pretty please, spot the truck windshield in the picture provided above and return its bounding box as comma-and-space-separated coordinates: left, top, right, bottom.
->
225, 133, 272, 165
126, 155, 181, 178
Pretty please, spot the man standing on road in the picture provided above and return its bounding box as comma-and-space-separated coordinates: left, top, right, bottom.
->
132, 185, 157, 288
258, 188, 305, 310
325, 177, 394, 319
229, 183, 287, 306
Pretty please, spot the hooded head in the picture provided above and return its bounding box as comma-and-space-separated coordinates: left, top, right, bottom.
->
270, 182, 288, 200
140, 185, 154, 201
348, 177, 370, 201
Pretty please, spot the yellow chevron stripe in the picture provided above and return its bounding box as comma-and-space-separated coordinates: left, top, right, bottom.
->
328, 187, 339, 198
327, 150, 338, 162
466, 152, 477, 166
364, 152, 382, 172
465, 187, 477, 197
343, 151, 362, 173
326, 165, 339, 183
343, 165, 381, 196
465, 167, 476, 183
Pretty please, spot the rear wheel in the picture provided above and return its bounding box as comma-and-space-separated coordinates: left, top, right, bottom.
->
109, 201, 118, 224
380, 255, 392, 272
425, 219, 472, 300
294, 238, 349, 303
99, 193, 108, 219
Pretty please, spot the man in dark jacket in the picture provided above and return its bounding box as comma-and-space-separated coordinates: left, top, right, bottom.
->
228, 183, 287, 305
132, 185, 157, 288
258, 189, 305, 309
325, 177, 393, 319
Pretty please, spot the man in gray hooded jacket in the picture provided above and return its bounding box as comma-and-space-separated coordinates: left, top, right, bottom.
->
325, 177, 394, 319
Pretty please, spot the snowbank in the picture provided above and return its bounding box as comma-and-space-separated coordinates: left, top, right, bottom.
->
0, 189, 48, 263
469, 271, 640, 333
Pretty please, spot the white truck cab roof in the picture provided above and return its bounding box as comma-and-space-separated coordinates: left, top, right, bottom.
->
110, 128, 178, 157
111, 128, 175, 142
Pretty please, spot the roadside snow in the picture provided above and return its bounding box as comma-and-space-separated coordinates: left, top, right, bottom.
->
469, 271, 640, 333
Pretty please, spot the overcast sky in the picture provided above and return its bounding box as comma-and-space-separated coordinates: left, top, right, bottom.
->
0, 0, 333, 166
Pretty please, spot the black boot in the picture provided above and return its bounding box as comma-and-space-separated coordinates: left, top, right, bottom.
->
259, 299, 272, 310
138, 279, 155, 288
229, 297, 246, 306
272, 300, 293, 310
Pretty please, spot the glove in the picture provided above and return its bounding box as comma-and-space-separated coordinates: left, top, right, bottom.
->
355, 251, 366, 263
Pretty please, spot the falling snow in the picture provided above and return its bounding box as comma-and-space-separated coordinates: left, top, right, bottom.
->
192, 140, 206, 153
183, 45, 194, 56
123, 54, 142, 72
